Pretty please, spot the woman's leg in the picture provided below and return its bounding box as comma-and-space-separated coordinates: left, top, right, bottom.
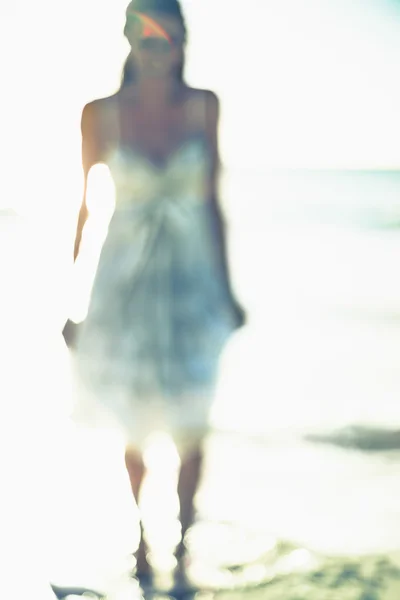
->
176, 445, 204, 565
124, 447, 149, 574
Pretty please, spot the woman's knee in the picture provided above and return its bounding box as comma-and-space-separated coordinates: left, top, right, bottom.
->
125, 446, 145, 477
178, 445, 204, 487
176, 434, 205, 466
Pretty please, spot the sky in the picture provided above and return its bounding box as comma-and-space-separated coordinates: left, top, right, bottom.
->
183, 0, 400, 170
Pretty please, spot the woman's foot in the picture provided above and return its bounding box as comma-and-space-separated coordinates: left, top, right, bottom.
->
172, 549, 198, 597
135, 568, 153, 595
172, 572, 198, 598
134, 539, 153, 592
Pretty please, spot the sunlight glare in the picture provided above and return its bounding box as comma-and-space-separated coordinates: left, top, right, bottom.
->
69, 164, 116, 323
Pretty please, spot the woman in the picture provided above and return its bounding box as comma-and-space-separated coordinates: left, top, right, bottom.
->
70, 0, 245, 588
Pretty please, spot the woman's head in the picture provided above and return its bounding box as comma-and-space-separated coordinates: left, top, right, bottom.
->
121, 0, 187, 86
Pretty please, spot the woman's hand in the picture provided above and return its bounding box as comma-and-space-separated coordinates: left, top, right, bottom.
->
62, 319, 80, 349
231, 298, 247, 329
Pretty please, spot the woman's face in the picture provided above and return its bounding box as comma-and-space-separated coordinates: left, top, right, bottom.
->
125, 11, 185, 78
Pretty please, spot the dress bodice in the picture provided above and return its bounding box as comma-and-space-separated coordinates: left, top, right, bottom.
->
96, 135, 217, 280
106, 136, 211, 210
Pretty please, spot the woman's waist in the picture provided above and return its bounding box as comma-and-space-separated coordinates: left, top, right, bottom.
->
108, 198, 210, 233
115, 183, 207, 210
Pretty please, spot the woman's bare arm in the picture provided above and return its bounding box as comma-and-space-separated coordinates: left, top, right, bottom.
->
74, 102, 102, 261
63, 102, 102, 345
204, 91, 246, 327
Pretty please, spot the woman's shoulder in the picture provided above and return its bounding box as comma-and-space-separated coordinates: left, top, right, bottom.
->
185, 87, 219, 107
81, 93, 119, 122
184, 87, 219, 130
80, 94, 122, 147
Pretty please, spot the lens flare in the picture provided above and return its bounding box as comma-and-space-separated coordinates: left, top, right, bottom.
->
127, 10, 172, 44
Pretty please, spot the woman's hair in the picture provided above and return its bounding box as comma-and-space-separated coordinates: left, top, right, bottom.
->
120, 0, 187, 88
